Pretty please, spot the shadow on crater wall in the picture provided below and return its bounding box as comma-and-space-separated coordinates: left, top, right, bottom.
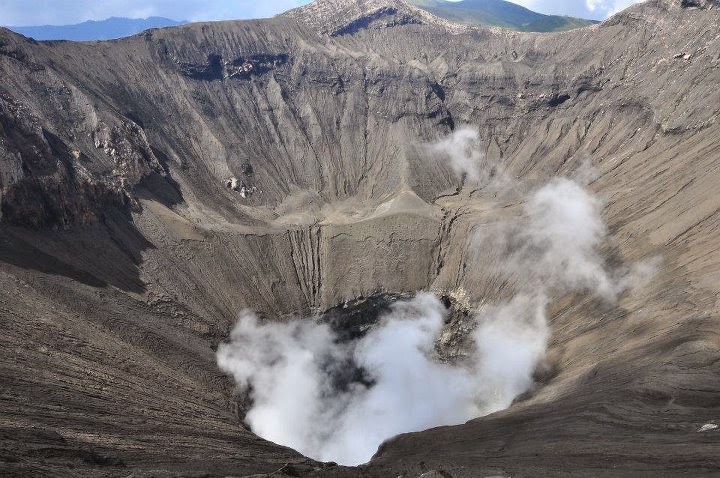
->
0, 212, 154, 293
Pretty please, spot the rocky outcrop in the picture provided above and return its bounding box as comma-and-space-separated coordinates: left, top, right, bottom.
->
0, 30, 169, 228
286, 0, 470, 35
0, 94, 134, 228
679, 0, 718, 8
178, 53, 289, 81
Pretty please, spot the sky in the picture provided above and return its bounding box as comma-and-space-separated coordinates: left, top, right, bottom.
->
1, 0, 643, 27
511, 0, 642, 19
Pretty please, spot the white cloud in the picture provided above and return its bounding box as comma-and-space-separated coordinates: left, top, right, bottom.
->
585, 0, 643, 15
509, 0, 644, 20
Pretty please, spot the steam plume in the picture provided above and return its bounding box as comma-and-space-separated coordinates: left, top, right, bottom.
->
429, 126, 515, 191
429, 127, 484, 183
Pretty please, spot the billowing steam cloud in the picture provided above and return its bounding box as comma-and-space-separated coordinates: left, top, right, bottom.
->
218, 293, 529, 466
428, 127, 484, 183
429, 126, 514, 191
217, 133, 650, 466
505, 178, 614, 297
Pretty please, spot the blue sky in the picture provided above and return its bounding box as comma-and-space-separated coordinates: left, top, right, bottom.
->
1, 0, 643, 26
511, 0, 641, 19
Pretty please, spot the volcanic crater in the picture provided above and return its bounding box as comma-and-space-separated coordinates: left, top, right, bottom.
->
1, 0, 720, 476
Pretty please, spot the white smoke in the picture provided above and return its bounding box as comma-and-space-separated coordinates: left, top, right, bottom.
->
508, 178, 615, 298
472, 293, 549, 413
216, 311, 346, 457
428, 127, 516, 193
217, 136, 652, 466
218, 292, 553, 466
429, 127, 484, 183
218, 294, 476, 465
497, 177, 655, 300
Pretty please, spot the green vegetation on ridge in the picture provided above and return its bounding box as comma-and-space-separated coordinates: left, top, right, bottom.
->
409, 0, 598, 32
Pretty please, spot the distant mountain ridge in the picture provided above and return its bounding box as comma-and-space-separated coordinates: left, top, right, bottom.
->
7, 17, 185, 41
5, 1, 597, 42
409, 0, 598, 31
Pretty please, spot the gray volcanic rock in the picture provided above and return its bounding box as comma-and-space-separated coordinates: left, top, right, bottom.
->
1, 0, 720, 476
285, 0, 458, 35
